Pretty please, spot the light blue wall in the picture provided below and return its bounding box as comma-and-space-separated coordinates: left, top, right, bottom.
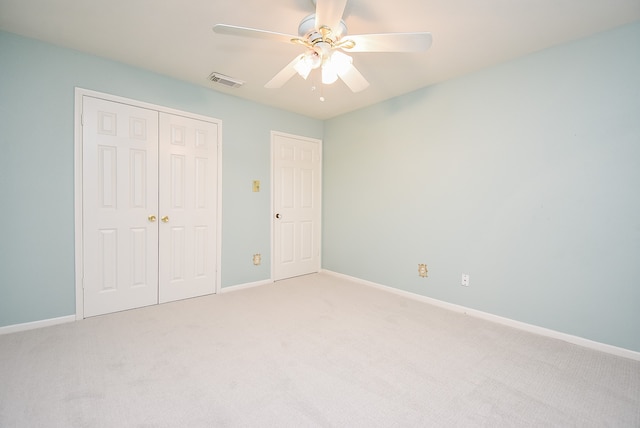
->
2, 23, 639, 353
0, 31, 322, 327
323, 22, 640, 352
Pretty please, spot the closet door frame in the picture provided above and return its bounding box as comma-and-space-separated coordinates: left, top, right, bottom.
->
73, 88, 222, 320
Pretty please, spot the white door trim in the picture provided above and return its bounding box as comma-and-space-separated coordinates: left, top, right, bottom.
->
270, 130, 322, 282
74, 88, 223, 320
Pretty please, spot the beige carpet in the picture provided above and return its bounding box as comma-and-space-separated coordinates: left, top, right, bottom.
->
1, 273, 638, 427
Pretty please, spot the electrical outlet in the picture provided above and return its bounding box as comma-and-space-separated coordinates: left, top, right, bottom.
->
252, 180, 260, 192
252, 254, 261, 265
418, 264, 428, 278
461, 274, 469, 286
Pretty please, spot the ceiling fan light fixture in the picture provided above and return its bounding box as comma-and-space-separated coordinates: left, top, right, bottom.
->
321, 65, 339, 85
294, 50, 322, 79
330, 51, 353, 74
304, 50, 322, 69
294, 58, 312, 79
320, 51, 352, 85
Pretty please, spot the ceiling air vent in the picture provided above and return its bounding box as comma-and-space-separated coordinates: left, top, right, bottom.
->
208, 72, 244, 88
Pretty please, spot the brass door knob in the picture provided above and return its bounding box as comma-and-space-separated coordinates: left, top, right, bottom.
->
161, 216, 170, 223
148, 215, 157, 222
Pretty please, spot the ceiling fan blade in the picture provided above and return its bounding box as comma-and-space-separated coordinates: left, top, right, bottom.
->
213, 24, 295, 44
344, 32, 433, 52
265, 54, 305, 88
315, 0, 348, 34
337, 63, 370, 93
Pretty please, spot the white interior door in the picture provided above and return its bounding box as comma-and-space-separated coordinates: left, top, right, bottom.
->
272, 132, 322, 280
82, 96, 159, 317
80, 92, 221, 317
158, 113, 219, 303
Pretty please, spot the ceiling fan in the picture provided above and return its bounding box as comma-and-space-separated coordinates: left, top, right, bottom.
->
212, 0, 432, 93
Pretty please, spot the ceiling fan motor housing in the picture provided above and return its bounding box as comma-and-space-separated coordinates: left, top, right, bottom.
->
298, 13, 347, 41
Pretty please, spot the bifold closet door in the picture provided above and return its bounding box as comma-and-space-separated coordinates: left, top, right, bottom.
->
158, 113, 218, 303
82, 96, 219, 317
82, 97, 159, 317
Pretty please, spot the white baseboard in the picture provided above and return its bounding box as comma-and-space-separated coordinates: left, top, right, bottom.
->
0, 315, 76, 336
321, 270, 640, 362
1, 280, 274, 335
220, 278, 273, 294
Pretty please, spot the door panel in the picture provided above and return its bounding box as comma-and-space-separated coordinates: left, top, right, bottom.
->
82, 96, 159, 317
158, 113, 218, 303
273, 132, 321, 280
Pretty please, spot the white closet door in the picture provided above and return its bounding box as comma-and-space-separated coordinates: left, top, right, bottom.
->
82, 96, 159, 317
158, 113, 219, 303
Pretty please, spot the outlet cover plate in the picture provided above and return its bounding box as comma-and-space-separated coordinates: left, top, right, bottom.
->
253, 254, 262, 265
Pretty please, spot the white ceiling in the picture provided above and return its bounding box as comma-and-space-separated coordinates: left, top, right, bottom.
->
1, 0, 639, 119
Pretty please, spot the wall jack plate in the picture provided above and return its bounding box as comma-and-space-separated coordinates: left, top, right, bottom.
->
461, 274, 470, 286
